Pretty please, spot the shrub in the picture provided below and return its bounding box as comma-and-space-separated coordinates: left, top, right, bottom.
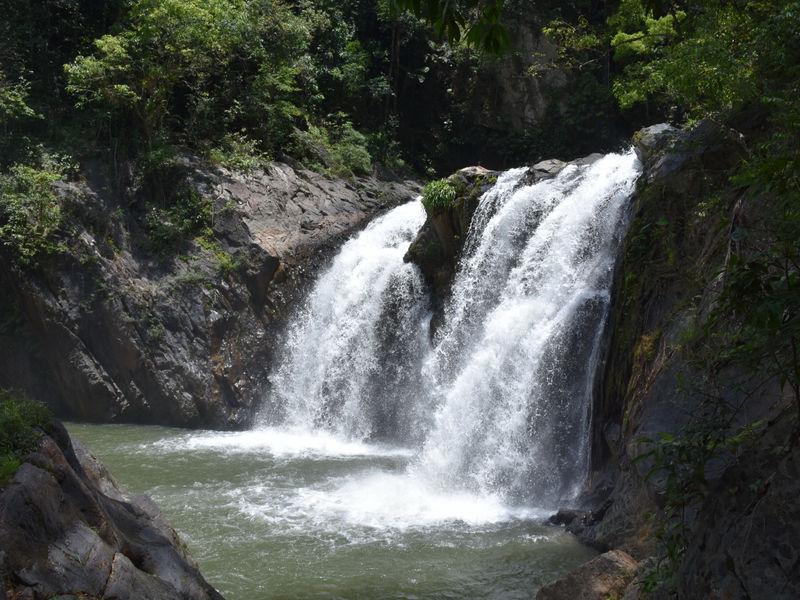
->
209, 131, 269, 173
145, 188, 212, 254
196, 235, 241, 276
0, 164, 63, 266
0, 390, 52, 484
329, 121, 372, 176
421, 178, 457, 211
300, 119, 372, 177
64, 0, 309, 154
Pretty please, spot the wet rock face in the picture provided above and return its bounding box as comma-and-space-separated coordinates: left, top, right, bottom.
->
575, 120, 752, 558
0, 422, 224, 600
0, 159, 418, 428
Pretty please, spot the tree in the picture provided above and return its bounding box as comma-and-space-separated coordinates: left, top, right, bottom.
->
64, 0, 309, 154
387, 0, 510, 53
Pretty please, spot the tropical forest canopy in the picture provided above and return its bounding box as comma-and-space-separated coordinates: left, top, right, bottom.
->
0, 0, 797, 201
0, 0, 795, 172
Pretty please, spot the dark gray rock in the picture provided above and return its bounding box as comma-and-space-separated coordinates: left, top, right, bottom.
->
579, 120, 753, 556
632, 123, 681, 165
529, 158, 566, 180
0, 422, 223, 600
536, 550, 638, 600
0, 159, 419, 428
676, 419, 800, 599
568, 153, 605, 168
561, 118, 798, 600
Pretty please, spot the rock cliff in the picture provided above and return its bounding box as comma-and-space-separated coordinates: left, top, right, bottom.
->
542, 122, 799, 598
0, 160, 418, 429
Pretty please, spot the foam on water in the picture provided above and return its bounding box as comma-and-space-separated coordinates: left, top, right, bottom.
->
260, 199, 431, 442
144, 427, 413, 459
230, 469, 546, 535
67, 420, 600, 600
416, 152, 641, 505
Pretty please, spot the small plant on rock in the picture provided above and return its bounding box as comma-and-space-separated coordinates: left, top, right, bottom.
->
421, 178, 456, 211
0, 390, 51, 484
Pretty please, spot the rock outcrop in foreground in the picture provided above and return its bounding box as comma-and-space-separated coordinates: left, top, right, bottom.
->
0, 421, 223, 599
0, 160, 418, 428
536, 550, 638, 600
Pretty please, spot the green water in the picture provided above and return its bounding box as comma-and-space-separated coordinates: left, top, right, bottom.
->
67, 423, 595, 600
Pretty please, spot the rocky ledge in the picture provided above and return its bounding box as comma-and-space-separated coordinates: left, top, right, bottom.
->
536, 550, 638, 600
0, 421, 223, 599
0, 160, 418, 428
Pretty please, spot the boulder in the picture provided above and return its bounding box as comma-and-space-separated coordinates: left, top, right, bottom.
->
404, 166, 498, 304
569, 153, 605, 168
530, 158, 566, 180
632, 123, 681, 165
536, 550, 638, 600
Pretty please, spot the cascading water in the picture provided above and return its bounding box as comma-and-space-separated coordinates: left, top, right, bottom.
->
260, 201, 431, 442
416, 152, 641, 505
259, 149, 641, 509
71, 150, 642, 600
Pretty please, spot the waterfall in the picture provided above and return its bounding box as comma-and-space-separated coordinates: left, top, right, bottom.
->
416, 152, 640, 505
261, 200, 432, 442
260, 150, 641, 508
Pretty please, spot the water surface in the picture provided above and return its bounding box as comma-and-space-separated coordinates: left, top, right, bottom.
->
67, 423, 595, 600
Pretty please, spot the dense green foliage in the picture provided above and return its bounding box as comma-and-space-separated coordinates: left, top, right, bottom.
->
64, 0, 308, 156
388, 0, 510, 53
421, 178, 457, 210
0, 163, 63, 265
0, 390, 52, 483
0, 0, 543, 177
1, 0, 594, 266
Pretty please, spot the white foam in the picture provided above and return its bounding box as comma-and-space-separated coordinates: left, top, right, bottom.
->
235, 470, 546, 532
262, 199, 430, 441
226, 151, 643, 523
144, 427, 413, 459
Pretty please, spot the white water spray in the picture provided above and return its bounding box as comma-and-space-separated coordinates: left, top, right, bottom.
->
258, 150, 641, 513
261, 200, 431, 442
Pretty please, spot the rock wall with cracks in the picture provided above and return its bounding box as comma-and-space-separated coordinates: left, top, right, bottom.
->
0, 421, 223, 599
544, 122, 800, 599
0, 159, 419, 429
